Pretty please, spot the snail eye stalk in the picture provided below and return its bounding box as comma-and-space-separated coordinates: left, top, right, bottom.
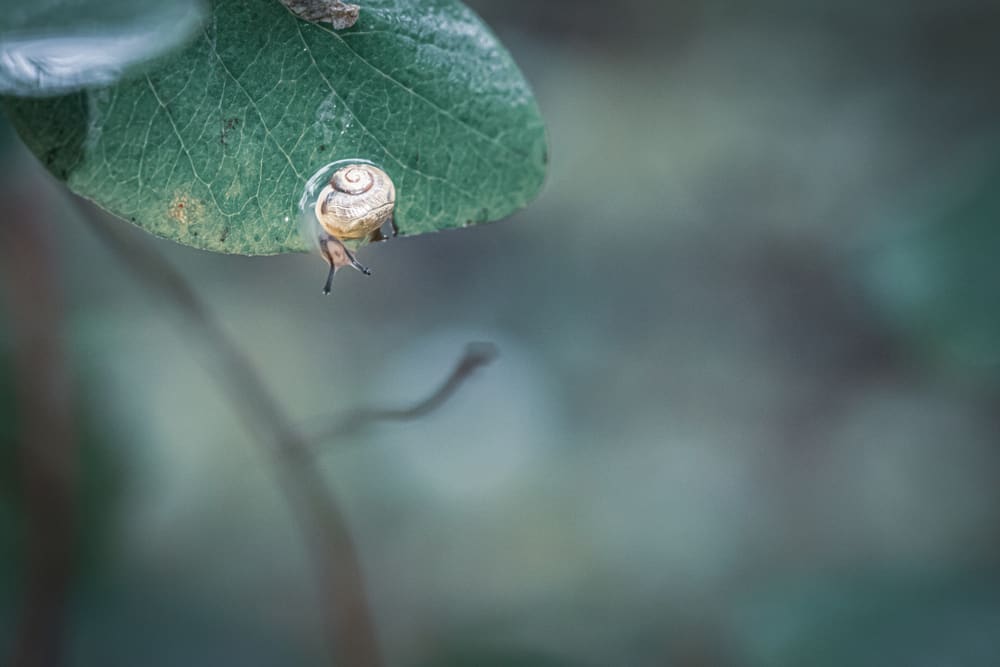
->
323, 263, 336, 294
348, 253, 372, 275
319, 236, 372, 294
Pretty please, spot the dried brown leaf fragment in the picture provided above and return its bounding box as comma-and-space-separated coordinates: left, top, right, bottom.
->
280, 0, 360, 30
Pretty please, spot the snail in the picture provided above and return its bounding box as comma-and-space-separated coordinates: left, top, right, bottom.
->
310, 163, 397, 294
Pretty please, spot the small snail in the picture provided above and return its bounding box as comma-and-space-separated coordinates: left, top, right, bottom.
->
310, 163, 397, 293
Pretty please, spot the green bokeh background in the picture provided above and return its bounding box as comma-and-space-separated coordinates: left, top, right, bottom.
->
3, 1, 1000, 664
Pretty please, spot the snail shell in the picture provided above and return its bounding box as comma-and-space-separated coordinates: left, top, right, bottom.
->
314, 164, 396, 241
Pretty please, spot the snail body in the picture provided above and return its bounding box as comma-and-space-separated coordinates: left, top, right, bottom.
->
304, 162, 397, 294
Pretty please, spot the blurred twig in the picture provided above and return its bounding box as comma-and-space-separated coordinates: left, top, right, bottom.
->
312, 342, 498, 445
0, 178, 78, 667
74, 200, 381, 667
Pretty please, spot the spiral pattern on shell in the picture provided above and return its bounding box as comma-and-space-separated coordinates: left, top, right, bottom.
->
315, 164, 396, 241
332, 165, 375, 195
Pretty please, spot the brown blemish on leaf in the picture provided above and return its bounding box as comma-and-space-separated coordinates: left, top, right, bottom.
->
168, 193, 206, 231
219, 117, 240, 145
280, 0, 360, 30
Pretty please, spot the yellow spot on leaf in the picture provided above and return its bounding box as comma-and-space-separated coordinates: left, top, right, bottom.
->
225, 179, 243, 201
168, 193, 206, 231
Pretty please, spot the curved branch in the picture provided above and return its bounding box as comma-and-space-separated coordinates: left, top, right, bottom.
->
312, 342, 498, 445
73, 199, 379, 666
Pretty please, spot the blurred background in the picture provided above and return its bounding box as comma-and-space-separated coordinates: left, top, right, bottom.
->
4, 0, 1000, 664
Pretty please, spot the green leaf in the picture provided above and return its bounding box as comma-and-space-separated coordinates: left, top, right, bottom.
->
0, 0, 207, 95
2, 0, 548, 254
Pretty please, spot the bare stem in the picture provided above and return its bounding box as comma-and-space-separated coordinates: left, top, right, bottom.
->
1, 179, 77, 667
74, 201, 380, 666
